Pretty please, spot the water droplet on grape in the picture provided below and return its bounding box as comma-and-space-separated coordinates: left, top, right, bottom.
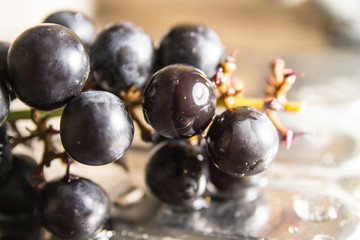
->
293, 194, 342, 222
288, 225, 299, 234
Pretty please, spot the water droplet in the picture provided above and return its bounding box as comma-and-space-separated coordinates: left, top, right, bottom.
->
293, 194, 342, 222
288, 225, 299, 234
313, 234, 335, 240
115, 187, 146, 208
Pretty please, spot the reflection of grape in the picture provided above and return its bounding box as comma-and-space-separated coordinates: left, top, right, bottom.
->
7, 24, 90, 111
209, 160, 263, 201
91, 21, 155, 92
37, 176, 110, 240
43, 11, 96, 47
60, 90, 134, 166
206, 106, 279, 177
143, 64, 216, 139
157, 24, 225, 77
146, 140, 209, 210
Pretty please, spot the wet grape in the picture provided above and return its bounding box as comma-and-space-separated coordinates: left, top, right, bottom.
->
37, 176, 110, 240
7, 24, 90, 111
157, 24, 225, 77
206, 106, 279, 177
60, 90, 134, 166
43, 10, 96, 47
91, 21, 155, 92
146, 139, 209, 210
142, 64, 216, 139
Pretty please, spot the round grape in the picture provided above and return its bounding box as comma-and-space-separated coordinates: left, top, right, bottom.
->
146, 139, 209, 210
0, 125, 12, 182
43, 10, 96, 47
91, 21, 155, 92
142, 64, 216, 139
60, 90, 134, 166
7, 24, 90, 111
37, 176, 110, 240
0, 154, 38, 215
206, 106, 279, 177
0, 41, 11, 87
157, 24, 225, 77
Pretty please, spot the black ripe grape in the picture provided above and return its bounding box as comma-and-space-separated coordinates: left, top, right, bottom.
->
90, 21, 155, 92
146, 140, 209, 210
37, 176, 109, 240
0, 125, 12, 182
157, 24, 225, 77
0, 41, 11, 91
142, 64, 216, 139
0, 81, 9, 127
0, 154, 38, 215
60, 90, 134, 166
7, 24, 90, 111
206, 106, 279, 177
0, 42, 10, 125
43, 11, 96, 47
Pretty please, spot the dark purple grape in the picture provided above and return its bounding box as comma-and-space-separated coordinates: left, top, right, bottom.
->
157, 24, 225, 77
0, 42, 10, 124
90, 21, 155, 92
206, 106, 279, 177
146, 139, 209, 210
0, 213, 44, 240
7, 24, 90, 111
43, 10, 96, 47
0, 42, 11, 89
0, 154, 38, 215
0, 125, 12, 182
142, 64, 216, 139
60, 90, 134, 166
37, 176, 109, 240
0, 82, 9, 126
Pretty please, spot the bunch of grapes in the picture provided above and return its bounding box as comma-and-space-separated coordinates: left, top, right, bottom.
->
0, 10, 305, 240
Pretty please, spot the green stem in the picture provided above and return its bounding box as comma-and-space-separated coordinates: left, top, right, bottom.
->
6, 108, 64, 124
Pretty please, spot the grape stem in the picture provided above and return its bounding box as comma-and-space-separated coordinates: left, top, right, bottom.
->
8, 108, 68, 186
120, 85, 156, 143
